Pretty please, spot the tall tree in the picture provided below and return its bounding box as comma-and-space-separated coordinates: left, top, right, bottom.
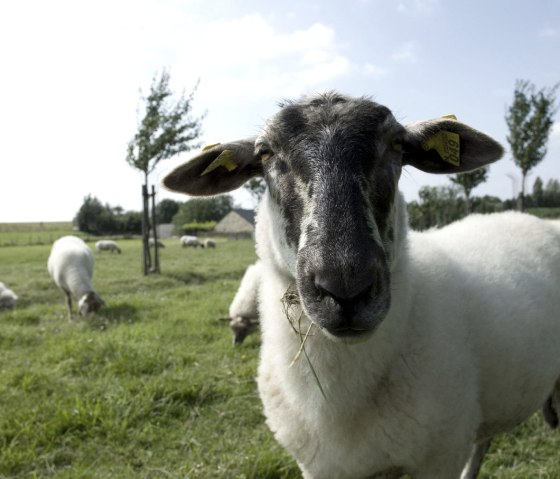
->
450, 167, 489, 213
126, 69, 204, 273
505, 79, 558, 211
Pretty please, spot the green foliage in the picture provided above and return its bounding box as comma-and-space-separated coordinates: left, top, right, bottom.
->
155, 199, 180, 224
74, 195, 141, 235
450, 167, 489, 212
172, 196, 233, 232
244, 178, 267, 203
505, 79, 559, 209
180, 221, 217, 235
408, 185, 466, 230
126, 70, 204, 183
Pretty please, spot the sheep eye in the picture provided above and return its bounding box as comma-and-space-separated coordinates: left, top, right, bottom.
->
257, 146, 274, 162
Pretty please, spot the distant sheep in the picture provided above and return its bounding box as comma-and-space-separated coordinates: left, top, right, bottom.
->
221, 261, 261, 345
0, 281, 18, 309
204, 238, 216, 249
48, 236, 105, 318
164, 92, 560, 478
180, 235, 203, 248
148, 238, 165, 248
95, 240, 122, 254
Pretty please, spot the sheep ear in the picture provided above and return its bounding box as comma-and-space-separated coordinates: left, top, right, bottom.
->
402, 118, 504, 174
162, 138, 262, 196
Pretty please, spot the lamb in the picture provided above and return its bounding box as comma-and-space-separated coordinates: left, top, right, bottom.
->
0, 281, 18, 309
95, 239, 122, 254
48, 235, 105, 318
221, 261, 261, 345
163, 92, 560, 478
180, 235, 203, 248
204, 238, 216, 248
149, 238, 165, 248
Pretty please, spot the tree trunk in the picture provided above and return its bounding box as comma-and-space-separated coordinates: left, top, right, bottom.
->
518, 172, 526, 211
141, 183, 152, 275
150, 185, 160, 274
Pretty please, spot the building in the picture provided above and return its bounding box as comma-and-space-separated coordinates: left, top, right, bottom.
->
214, 209, 255, 238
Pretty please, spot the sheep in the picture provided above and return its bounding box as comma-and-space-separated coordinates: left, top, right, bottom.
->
180, 235, 203, 248
220, 261, 261, 345
163, 91, 560, 479
95, 239, 122, 254
0, 281, 18, 309
148, 238, 165, 248
204, 238, 216, 249
48, 235, 105, 318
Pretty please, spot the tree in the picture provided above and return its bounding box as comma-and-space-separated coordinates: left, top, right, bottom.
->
156, 199, 180, 224
505, 79, 559, 211
407, 185, 465, 230
172, 195, 233, 233
126, 69, 204, 274
74, 196, 142, 235
532, 177, 544, 207
244, 178, 267, 203
450, 167, 489, 213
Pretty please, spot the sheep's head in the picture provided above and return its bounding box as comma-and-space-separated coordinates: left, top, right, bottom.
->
164, 92, 503, 340
78, 292, 105, 316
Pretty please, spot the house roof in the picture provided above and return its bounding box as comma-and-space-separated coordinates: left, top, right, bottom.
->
232, 208, 255, 226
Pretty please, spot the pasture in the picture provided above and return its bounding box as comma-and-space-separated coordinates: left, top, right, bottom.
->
0, 227, 559, 478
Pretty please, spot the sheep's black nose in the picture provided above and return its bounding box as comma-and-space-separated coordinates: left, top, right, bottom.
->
314, 268, 376, 304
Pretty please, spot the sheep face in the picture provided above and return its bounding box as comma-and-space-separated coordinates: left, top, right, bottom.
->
163, 92, 503, 340
78, 292, 104, 316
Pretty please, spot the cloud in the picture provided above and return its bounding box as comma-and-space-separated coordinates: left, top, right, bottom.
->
539, 27, 559, 38
391, 41, 420, 63
396, 0, 439, 15
171, 15, 351, 101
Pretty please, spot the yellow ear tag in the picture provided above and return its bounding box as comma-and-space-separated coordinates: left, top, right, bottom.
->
200, 149, 238, 176
440, 114, 457, 120
422, 130, 460, 167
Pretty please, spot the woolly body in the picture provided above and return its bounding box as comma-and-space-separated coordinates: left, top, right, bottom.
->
95, 240, 121, 254
0, 281, 18, 309
48, 236, 104, 316
256, 204, 560, 478
227, 261, 261, 344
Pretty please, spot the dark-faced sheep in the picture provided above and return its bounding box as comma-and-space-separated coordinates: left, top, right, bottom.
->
164, 92, 560, 479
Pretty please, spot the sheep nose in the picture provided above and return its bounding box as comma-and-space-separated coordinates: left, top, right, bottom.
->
314, 266, 376, 304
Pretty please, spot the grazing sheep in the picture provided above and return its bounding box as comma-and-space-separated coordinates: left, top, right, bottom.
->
221, 261, 261, 344
204, 238, 216, 249
180, 235, 203, 248
0, 281, 18, 309
163, 92, 560, 478
95, 239, 122, 254
149, 238, 165, 248
48, 235, 105, 318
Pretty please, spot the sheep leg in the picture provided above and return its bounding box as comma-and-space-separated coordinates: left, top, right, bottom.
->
459, 439, 491, 479
64, 290, 73, 319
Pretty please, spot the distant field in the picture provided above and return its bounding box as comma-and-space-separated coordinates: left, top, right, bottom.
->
0, 222, 77, 247
1, 229, 560, 478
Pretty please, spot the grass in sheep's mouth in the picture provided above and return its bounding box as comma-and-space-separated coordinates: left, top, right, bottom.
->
281, 285, 327, 401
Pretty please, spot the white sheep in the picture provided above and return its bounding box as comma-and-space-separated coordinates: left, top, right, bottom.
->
204, 238, 216, 249
221, 261, 261, 345
48, 235, 105, 318
163, 92, 560, 478
148, 238, 165, 248
95, 239, 122, 254
180, 235, 203, 248
0, 281, 18, 309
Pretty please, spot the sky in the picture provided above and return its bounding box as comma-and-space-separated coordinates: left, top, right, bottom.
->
1, 0, 559, 222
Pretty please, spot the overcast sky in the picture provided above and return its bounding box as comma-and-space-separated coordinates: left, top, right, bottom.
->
1, 0, 559, 222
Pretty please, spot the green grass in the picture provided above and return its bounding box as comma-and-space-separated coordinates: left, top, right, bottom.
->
1, 229, 559, 478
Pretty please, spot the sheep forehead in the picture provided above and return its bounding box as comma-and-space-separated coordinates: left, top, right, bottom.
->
259, 93, 401, 247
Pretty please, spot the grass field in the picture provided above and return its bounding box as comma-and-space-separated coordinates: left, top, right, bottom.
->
1, 227, 559, 478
